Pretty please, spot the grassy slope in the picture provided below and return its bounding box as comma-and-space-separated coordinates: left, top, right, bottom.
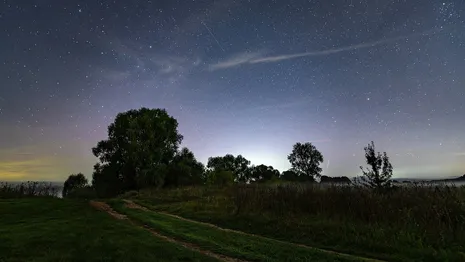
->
0, 198, 219, 262
109, 200, 367, 262
134, 197, 465, 262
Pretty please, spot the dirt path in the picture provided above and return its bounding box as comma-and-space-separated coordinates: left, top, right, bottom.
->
123, 199, 386, 262
89, 201, 247, 262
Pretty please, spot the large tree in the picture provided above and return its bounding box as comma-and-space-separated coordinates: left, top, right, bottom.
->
92, 108, 183, 195
287, 142, 324, 182
360, 141, 393, 190
207, 154, 251, 182
62, 173, 88, 197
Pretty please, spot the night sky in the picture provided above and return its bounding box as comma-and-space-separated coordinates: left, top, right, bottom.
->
1, 0, 464, 182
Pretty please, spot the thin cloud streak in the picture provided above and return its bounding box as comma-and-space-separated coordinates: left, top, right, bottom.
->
251, 28, 439, 63
210, 28, 441, 70
209, 51, 265, 71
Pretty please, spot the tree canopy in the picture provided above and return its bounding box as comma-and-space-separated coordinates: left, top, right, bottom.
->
280, 169, 300, 181
91, 108, 183, 196
249, 164, 280, 183
207, 154, 251, 182
287, 142, 324, 182
164, 147, 205, 187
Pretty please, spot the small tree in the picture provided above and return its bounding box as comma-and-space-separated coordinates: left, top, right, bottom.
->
287, 142, 324, 182
249, 165, 280, 183
63, 173, 88, 197
360, 141, 393, 190
207, 154, 251, 182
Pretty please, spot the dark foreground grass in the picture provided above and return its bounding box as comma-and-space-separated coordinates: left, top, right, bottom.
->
0, 198, 219, 262
132, 185, 465, 262
109, 199, 367, 262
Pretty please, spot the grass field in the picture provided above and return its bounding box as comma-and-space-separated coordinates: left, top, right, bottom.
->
109, 199, 370, 262
129, 185, 465, 262
2, 183, 465, 261
0, 197, 374, 262
0, 198, 219, 262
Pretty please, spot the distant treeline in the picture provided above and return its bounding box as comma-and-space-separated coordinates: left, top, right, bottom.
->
0, 182, 60, 198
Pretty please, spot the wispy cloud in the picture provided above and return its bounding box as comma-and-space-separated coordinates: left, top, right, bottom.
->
209, 28, 440, 70
208, 51, 265, 71
151, 55, 202, 76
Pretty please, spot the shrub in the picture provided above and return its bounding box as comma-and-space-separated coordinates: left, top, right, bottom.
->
65, 186, 97, 199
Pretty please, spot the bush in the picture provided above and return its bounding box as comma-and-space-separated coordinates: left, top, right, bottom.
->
63, 173, 88, 197
120, 190, 140, 198
65, 186, 97, 199
205, 170, 234, 186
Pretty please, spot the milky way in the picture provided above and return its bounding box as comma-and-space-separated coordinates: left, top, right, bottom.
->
0, 0, 464, 181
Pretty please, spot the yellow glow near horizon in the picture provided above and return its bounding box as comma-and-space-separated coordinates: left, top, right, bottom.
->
0, 154, 78, 182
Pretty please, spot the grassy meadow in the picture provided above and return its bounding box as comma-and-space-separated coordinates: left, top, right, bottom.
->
108, 199, 367, 262
129, 183, 465, 262
2, 181, 465, 261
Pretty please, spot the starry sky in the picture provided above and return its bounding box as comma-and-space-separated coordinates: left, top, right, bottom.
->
1, 0, 464, 182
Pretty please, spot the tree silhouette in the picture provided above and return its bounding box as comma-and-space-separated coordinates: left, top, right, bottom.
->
62, 173, 88, 197
92, 108, 183, 195
249, 164, 280, 183
92, 163, 125, 197
207, 154, 251, 182
165, 147, 205, 187
287, 142, 324, 182
360, 141, 393, 190
280, 169, 299, 181
320, 175, 351, 184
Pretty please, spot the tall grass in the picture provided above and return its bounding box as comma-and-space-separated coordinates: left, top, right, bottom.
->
232, 182, 465, 247
0, 181, 60, 198
134, 183, 465, 260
